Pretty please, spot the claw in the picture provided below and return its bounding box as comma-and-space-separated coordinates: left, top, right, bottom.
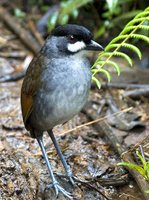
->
56, 172, 75, 185
67, 171, 75, 185
68, 175, 75, 185
46, 181, 73, 200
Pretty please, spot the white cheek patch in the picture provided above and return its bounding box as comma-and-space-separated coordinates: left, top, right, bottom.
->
67, 41, 86, 53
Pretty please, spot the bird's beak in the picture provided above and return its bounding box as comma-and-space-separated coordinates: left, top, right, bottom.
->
86, 40, 104, 51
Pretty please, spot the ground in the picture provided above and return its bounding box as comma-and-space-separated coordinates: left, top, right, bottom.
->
0, 5, 149, 200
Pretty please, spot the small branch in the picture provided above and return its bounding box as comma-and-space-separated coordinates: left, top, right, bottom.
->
73, 176, 111, 200
0, 8, 42, 54
0, 71, 26, 82
0, 55, 32, 82
59, 107, 132, 138
0, 51, 27, 58
101, 82, 149, 89
28, 20, 44, 46
123, 88, 149, 99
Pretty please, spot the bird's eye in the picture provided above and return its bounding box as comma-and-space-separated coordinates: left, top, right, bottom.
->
68, 35, 77, 43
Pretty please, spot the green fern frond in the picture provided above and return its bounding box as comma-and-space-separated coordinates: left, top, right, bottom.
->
106, 43, 141, 59
138, 25, 149, 30
130, 34, 149, 43
121, 43, 142, 59
92, 76, 101, 89
97, 52, 113, 59
126, 17, 149, 27
105, 43, 119, 50
121, 25, 149, 35
135, 11, 149, 18
108, 35, 128, 45
92, 6, 149, 87
99, 69, 112, 82
92, 68, 111, 82
104, 60, 121, 76
112, 52, 133, 66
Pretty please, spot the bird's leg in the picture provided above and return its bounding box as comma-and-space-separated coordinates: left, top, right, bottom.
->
37, 136, 73, 199
48, 130, 74, 185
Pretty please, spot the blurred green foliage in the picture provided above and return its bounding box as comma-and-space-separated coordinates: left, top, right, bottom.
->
92, 7, 149, 88
45, 0, 148, 38
118, 150, 149, 180
14, 8, 26, 18
47, 0, 92, 32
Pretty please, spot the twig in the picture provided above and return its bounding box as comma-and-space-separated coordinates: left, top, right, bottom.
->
59, 107, 132, 137
28, 20, 44, 46
0, 7, 41, 54
0, 36, 7, 44
123, 88, 149, 99
101, 82, 149, 89
56, 174, 111, 200
139, 145, 146, 162
0, 51, 27, 58
0, 71, 26, 82
0, 55, 33, 82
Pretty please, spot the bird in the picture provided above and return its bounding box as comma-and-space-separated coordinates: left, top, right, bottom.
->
21, 24, 103, 199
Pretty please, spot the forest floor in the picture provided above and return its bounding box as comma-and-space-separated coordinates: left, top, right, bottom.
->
0, 3, 149, 200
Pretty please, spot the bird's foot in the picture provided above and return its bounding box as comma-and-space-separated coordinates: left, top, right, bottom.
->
46, 181, 73, 200
56, 172, 75, 185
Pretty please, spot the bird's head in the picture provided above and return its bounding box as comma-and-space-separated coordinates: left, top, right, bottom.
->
43, 24, 104, 56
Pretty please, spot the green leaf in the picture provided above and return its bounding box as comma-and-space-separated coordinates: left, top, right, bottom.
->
118, 162, 146, 177
106, 0, 118, 13
60, 14, 69, 25
126, 17, 149, 26
130, 34, 149, 43
120, 26, 136, 34
108, 35, 128, 44
138, 25, 149, 30
98, 52, 113, 59
113, 52, 133, 66
71, 9, 79, 19
146, 162, 149, 179
97, 51, 133, 66
105, 44, 119, 51
99, 68, 112, 82
93, 60, 121, 76
122, 43, 142, 59
14, 8, 26, 18
92, 76, 101, 89
135, 11, 149, 19
95, 25, 106, 38
105, 60, 121, 75
106, 43, 142, 59
47, 11, 59, 31
121, 25, 149, 35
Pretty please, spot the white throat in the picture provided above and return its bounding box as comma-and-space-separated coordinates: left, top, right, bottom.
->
67, 41, 86, 53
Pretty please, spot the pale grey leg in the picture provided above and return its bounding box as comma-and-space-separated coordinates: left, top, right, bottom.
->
48, 130, 74, 185
37, 136, 73, 199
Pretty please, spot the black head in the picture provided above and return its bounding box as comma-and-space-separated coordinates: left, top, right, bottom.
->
52, 24, 93, 44
51, 24, 104, 53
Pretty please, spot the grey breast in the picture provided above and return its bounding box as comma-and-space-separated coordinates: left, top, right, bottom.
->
30, 53, 92, 131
